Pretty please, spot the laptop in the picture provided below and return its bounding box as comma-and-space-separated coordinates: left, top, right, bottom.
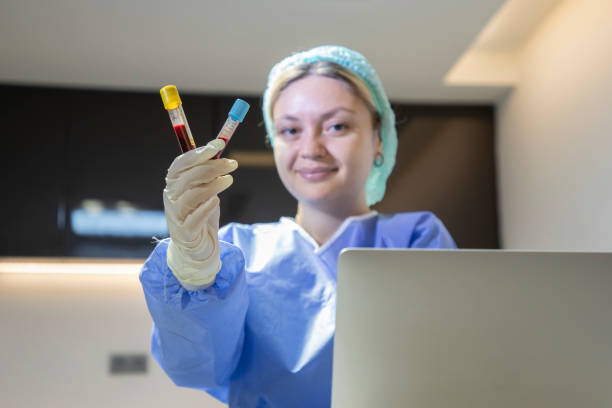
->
332, 249, 612, 408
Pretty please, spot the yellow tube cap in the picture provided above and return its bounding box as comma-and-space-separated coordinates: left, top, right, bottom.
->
160, 85, 182, 110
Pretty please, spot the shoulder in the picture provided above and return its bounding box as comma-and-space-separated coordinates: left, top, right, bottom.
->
376, 211, 442, 233
218, 220, 302, 269
376, 211, 456, 249
219, 220, 288, 244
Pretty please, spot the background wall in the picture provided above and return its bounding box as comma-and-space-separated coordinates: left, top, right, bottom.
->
0, 270, 224, 407
378, 105, 498, 248
497, 0, 612, 250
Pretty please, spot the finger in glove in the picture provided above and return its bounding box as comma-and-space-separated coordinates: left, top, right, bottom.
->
164, 174, 234, 224
167, 139, 226, 179
165, 158, 238, 200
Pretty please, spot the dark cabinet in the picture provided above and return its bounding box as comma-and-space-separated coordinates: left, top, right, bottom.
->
0, 85, 498, 257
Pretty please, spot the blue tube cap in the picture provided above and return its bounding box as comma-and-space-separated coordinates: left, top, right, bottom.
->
229, 99, 250, 122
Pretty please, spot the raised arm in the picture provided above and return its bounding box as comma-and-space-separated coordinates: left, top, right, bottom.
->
140, 140, 248, 402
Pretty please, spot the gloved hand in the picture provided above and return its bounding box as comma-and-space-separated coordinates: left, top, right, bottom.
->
163, 139, 238, 290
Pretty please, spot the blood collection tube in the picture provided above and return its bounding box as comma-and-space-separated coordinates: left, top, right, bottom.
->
213, 99, 250, 159
160, 85, 196, 153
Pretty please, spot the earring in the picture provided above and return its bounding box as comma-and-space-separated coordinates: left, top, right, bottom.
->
374, 152, 384, 167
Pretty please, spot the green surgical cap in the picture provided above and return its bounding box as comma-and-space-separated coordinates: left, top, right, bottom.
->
262, 45, 397, 206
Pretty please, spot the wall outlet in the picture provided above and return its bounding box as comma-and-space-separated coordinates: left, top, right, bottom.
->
109, 353, 147, 375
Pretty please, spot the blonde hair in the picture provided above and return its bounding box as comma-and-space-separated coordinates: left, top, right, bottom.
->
266, 60, 382, 135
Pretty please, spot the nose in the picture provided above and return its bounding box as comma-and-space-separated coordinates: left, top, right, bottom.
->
299, 128, 327, 160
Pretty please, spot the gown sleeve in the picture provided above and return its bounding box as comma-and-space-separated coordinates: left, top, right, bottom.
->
409, 212, 457, 249
139, 233, 249, 403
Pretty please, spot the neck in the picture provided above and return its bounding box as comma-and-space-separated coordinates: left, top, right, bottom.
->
295, 200, 372, 245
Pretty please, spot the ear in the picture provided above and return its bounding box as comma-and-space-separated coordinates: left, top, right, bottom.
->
374, 130, 382, 154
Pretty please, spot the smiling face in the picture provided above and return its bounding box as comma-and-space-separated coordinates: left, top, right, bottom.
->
272, 74, 381, 214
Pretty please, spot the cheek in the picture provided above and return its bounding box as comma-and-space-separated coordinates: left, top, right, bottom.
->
335, 136, 377, 185
273, 144, 303, 199
273, 143, 295, 175
335, 135, 376, 167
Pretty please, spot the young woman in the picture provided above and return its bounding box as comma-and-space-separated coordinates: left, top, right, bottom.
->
140, 45, 456, 407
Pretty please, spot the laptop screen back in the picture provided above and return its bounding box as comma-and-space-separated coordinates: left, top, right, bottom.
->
332, 249, 612, 408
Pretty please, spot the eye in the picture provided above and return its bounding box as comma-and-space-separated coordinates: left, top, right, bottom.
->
278, 127, 300, 139
327, 123, 348, 133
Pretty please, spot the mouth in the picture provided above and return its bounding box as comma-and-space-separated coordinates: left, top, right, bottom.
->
295, 167, 338, 181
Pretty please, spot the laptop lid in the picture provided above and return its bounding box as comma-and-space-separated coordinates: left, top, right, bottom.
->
332, 249, 612, 408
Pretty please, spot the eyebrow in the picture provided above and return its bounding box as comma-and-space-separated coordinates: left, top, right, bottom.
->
277, 107, 356, 122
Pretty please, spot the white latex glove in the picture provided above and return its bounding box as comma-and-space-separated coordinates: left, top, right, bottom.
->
163, 139, 238, 290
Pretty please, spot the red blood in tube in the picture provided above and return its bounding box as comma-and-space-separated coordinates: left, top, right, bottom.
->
213, 136, 230, 159
173, 124, 195, 153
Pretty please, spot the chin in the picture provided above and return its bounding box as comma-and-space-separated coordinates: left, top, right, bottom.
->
295, 188, 354, 212
292, 181, 340, 201
282, 174, 362, 209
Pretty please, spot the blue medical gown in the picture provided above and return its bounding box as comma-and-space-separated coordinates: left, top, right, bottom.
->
140, 212, 456, 407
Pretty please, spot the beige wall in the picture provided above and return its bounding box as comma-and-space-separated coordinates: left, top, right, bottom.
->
0, 272, 226, 408
497, 0, 612, 250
